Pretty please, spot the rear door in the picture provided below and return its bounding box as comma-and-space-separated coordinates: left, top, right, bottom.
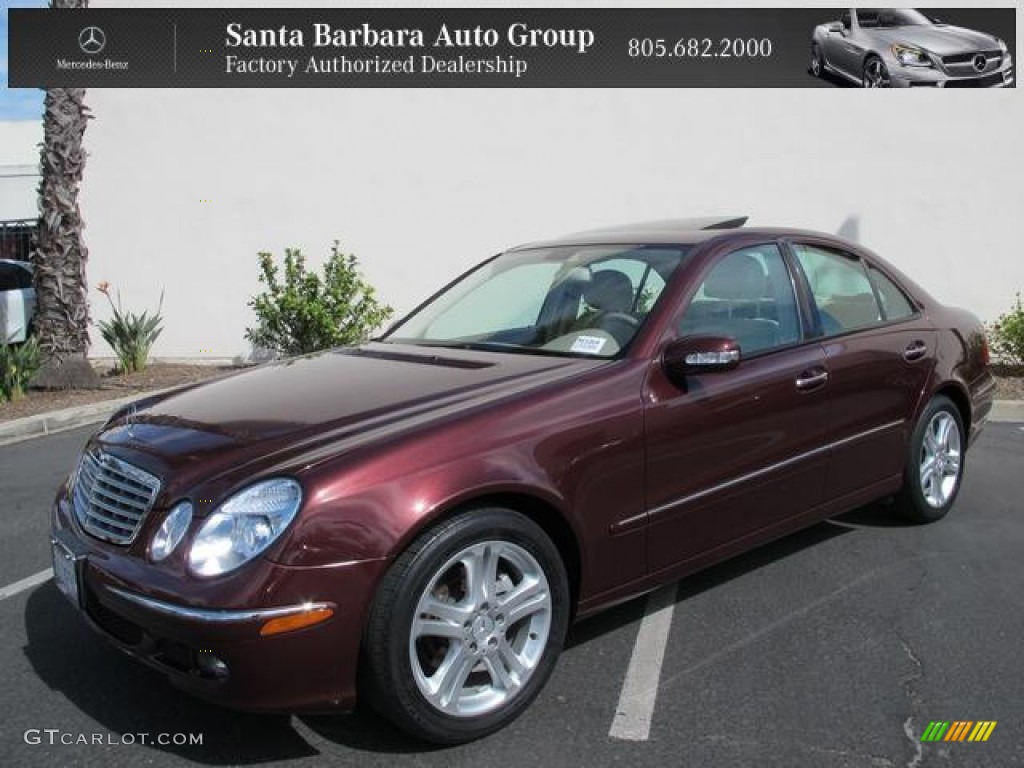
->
787, 241, 935, 501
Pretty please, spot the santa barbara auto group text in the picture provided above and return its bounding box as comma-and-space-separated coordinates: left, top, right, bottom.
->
222, 22, 594, 79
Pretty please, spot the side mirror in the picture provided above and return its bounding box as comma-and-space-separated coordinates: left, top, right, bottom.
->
662, 335, 741, 386
828, 22, 844, 33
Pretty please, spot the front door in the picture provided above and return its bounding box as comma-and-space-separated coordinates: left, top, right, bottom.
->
643, 243, 833, 573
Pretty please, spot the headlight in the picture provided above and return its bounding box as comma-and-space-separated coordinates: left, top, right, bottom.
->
150, 501, 193, 561
187, 479, 302, 577
997, 38, 1008, 54
891, 43, 933, 68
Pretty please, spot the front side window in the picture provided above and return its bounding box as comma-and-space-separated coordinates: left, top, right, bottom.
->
385, 245, 691, 358
793, 244, 882, 335
678, 244, 801, 356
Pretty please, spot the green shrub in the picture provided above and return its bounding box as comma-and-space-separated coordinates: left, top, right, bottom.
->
1, 336, 41, 402
988, 292, 1024, 367
245, 241, 393, 357
96, 282, 165, 374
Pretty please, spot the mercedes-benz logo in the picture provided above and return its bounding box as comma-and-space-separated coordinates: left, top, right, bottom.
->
124, 404, 137, 438
78, 26, 106, 55
972, 53, 988, 72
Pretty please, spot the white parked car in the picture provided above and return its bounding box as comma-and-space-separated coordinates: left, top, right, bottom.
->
0, 259, 36, 343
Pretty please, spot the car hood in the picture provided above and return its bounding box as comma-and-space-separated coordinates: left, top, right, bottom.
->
96, 343, 604, 489
870, 25, 1002, 56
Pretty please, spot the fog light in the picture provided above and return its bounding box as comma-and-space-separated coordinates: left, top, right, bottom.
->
195, 649, 229, 679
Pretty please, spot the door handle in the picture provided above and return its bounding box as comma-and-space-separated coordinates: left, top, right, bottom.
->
903, 341, 928, 362
795, 368, 829, 391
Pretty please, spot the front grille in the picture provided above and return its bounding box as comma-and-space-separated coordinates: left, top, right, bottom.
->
942, 50, 1002, 65
73, 451, 161, 545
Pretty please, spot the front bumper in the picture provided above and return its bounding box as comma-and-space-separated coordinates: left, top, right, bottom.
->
890, 54, 1013, 87
51, 488, 388, 713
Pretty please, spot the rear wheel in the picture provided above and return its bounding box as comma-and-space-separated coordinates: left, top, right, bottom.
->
363, 508, 569, 744
894, 395, 965, 523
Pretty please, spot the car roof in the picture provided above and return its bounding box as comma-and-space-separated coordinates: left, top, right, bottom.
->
507, 217, 852, 251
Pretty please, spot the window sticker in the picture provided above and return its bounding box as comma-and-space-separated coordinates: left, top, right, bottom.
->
570, 335, 607, 354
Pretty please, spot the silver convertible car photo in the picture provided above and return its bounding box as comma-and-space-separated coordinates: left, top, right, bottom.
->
811, 8, 1013, 88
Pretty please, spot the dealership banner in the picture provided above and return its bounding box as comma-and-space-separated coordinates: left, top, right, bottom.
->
7, 7, 1016, 88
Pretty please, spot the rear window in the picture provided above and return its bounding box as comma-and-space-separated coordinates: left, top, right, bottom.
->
868, 266, 915, 321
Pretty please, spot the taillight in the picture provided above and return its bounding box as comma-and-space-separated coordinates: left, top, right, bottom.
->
980, 336, 991, 367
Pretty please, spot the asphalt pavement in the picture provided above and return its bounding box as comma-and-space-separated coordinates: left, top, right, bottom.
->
1, 423, 1022, 767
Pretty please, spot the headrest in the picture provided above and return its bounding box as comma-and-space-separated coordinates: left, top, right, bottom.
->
584, 271, 634, 312
704, 253, 766, 300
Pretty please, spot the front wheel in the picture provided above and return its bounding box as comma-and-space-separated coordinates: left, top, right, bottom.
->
894, 395, 965, 523
810, 43, 825, 77
862, 55, 891, 87
363, 508, 570, 744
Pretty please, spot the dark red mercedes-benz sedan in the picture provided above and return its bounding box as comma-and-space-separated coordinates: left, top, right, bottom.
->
51, 217, 994, 743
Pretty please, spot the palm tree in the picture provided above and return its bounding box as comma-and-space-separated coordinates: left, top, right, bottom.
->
30, 0, 98, 388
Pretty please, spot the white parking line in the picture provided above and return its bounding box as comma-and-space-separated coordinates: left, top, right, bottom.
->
0, 568, 53, 601
609, 583, 678, 741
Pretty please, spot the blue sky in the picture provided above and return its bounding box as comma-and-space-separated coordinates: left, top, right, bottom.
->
1, 0, 47, 121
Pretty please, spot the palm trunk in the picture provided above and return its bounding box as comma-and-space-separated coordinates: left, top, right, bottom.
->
30, 0, 99, 388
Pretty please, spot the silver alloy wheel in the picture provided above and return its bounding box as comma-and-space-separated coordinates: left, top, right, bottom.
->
409, 540, 552, 717
919, 411, 962, 508
863, 58, 890, 87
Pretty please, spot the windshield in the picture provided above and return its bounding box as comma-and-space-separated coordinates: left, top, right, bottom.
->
383, 244, 692, 358
857, 9, 934, 28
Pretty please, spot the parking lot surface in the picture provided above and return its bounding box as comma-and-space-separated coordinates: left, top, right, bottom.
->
1, 424, 1022, 767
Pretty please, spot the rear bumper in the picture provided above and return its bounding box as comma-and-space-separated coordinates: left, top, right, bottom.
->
968, 370, 997, 448
52, 489, 388, 713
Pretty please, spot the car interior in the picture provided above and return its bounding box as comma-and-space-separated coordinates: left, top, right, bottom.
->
678, 248, 800, 356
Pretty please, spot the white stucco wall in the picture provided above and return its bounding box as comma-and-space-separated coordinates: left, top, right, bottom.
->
76, 0, 1022, 360
0, 122, 42, 221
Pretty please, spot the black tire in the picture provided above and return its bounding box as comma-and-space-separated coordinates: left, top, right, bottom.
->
894, 395, 965, 523
862, 55, 891, 87
810, 43, 825, 77
362, 508, 570, 744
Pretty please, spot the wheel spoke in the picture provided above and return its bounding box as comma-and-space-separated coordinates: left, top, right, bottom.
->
420, 596, 473, 627
414, 617, 465, 640
430, 645, 475, 711
920, 458, 937, 488
464, 544, 501, 608
500, 577, 549, 626
936, 415, 953, 450
483, 643, 525, 694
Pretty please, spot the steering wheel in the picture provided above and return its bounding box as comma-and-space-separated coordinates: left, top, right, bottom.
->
592, 312, 639, 346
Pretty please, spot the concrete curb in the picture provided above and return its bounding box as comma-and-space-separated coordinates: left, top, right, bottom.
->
1, 393, 1022, 449
0, 391, 162, 447
991, 399, 1024, 424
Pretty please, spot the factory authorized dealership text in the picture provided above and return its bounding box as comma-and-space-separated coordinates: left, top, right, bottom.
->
226, 53, 529, 77
23, 729, 203, 746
